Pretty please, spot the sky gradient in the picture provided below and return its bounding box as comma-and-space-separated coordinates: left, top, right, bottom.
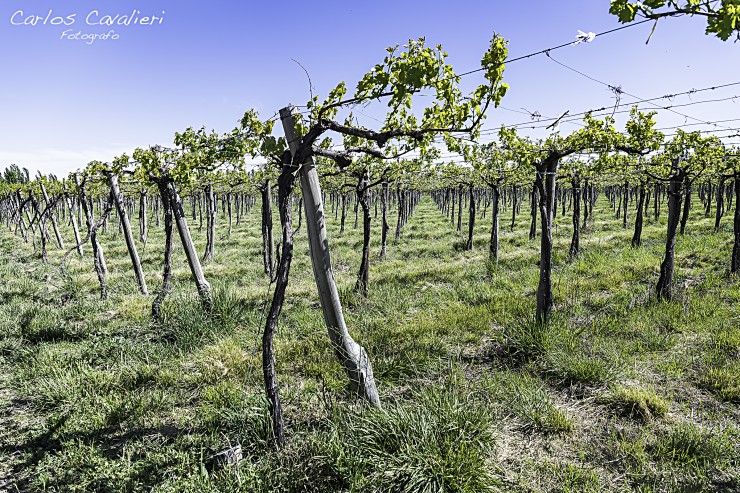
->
1, 1, 738, 176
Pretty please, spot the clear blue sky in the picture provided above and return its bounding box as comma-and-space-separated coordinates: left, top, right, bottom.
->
1, 1, 738, 176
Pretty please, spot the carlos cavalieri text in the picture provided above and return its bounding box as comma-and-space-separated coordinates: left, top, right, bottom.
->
9, 9, 166, 43
10, 9, 166, 27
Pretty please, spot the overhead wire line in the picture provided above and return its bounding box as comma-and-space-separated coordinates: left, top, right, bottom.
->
543, 51, 735, 131
454, 19, 654, 78
477, 94, 740, 136
477, 84, 740, 135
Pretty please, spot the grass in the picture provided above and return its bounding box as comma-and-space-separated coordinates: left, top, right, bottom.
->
326, 384, 499, 492
600, 385, 670, 421
0, 190, 739, 492
698, 326, 740, 402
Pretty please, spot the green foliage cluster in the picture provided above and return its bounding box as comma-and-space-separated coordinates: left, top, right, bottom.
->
610, 0, 740, 41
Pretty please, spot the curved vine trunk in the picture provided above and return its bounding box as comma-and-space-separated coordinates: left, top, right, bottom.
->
656, 169, 685, 300
622, 181, 629, 229
139, 191, 148, 248
198, 193, 203, 232
395, 187, 403, 240
705, 182, 713, 217
340, 193, 347, 234
261, 181, 274, 278
679, 185, 691, 235
380, 180, 389, 259
262, 157, 296, 448
281, 107, 380, 407
109, 173, 148, 295
355, 173, 371, 296
510, 184, 517, 232
451, 187, 456, 226
715, 179, 725, 232
226, 192, 233, 236
490, 184, 500, 262
632, 183, 647, 248
465, 184, 475, 250
536, 161, 557, 325
732, 175, 740, 273
569, 178, 581, 258
39, 218, 48, 264
529, 181, 538, 240
353, 196, 359, 229
203, 183, 216, 262
645, 188, 651, 219
235, 194, 241, 226
457, 185, 463, 232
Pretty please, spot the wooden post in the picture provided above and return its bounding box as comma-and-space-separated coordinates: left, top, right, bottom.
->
66, 194, 83, 257
39, 182, 65, 250
280, 107, 380, 407
167, 182, 212, 308
108, 173, 148, 295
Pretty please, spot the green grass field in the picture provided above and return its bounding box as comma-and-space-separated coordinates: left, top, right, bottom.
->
1, 192, 739, 492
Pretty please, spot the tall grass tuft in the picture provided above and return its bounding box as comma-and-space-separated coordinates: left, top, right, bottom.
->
326, 386, 499, 492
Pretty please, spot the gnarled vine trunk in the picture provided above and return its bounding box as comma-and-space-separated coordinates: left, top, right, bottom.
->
529, 180, 538, 241
380, 180, 389, 259
355, 173, 371, 296
656, 168, 685, 300
340, 193, 347, 233
261, 181, 275, 278
715, 178, 725, 232
465, 184, 475, 250
489, 183, 500, 262
510, 184, 517, 232
395, 187, 403, 240
262, 156, 297, 448
622, 181, 629, 229
731, 175, 740, 273
203, 183, 216, 262
569, 178, 581, 258
679, 185, 691, 235
632, 183, 646, 248
536, 161, 557, 325
139, 191, 148, 248
457, 185, 463, 232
